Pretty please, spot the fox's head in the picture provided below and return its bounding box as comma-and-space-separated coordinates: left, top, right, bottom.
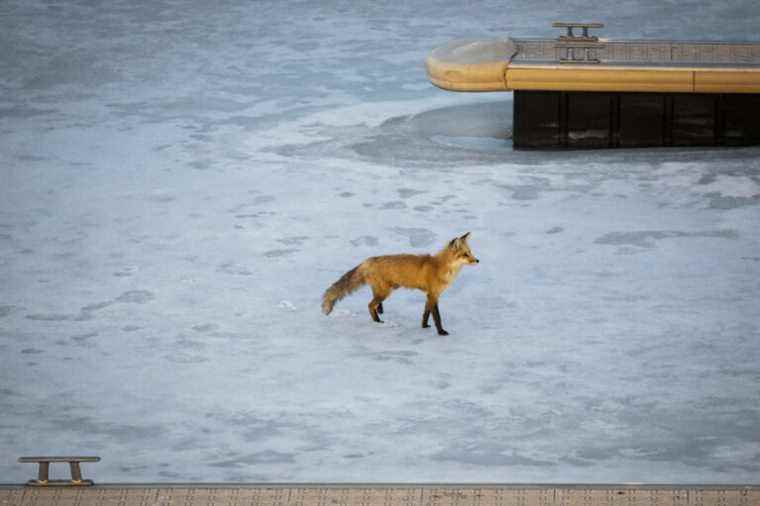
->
447, 232, 479, 266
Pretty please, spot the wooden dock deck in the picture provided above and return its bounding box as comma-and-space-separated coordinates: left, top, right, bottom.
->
1, 484, 758, 506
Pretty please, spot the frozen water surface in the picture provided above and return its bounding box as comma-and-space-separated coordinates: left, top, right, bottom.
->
1, 0, 759, 484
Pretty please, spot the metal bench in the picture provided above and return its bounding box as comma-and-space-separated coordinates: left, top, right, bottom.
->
18, 456, 100, 487
553, 21, 604, 41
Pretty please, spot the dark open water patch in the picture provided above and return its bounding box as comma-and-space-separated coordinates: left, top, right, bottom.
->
208, 450, 296, 467
594, 229, 739, 248
392, 227, 436, 247
431, 444, 555, 467
115, 290, 155, 304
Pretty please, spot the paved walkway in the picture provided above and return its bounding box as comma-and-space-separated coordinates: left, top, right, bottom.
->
1, 485, 758, 506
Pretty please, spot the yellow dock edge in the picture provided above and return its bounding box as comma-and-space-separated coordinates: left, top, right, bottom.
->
425, 40, 514, 92
506, 65, 760, 93
426, 55, 509, 91
426, 57, 760, 93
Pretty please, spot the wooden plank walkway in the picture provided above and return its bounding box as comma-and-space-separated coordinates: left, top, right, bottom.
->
1, 484, 758, 506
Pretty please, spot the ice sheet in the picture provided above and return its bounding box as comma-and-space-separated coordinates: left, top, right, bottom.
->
1, 0, 759, 484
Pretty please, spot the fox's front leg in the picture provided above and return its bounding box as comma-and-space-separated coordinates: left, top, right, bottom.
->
432, 303, 448, 336
423, 294, 448, 335
422, 294, 433, 328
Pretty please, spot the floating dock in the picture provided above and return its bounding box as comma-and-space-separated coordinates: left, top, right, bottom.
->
426, 23, 760, 148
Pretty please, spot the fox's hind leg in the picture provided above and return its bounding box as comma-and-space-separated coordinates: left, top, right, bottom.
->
368, 286, 390, 323
369, 297, 383, 323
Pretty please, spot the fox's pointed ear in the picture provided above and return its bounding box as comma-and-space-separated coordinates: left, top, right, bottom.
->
448, 238, 458, 248
460, 232, 471, 241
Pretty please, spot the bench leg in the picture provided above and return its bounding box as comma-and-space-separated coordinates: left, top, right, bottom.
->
37, 462, 49, 484
69, 462, 83, 484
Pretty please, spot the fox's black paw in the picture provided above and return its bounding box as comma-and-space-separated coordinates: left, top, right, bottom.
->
437, 329, 449, 336
422, 323, 431, 329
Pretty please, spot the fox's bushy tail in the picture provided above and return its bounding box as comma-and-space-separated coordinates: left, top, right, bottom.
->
322, 264, 366, 315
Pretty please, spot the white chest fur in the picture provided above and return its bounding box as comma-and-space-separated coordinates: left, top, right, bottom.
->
440, 264, 463, 288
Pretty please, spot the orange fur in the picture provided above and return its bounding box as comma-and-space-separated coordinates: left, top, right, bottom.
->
322, 233, 478, 335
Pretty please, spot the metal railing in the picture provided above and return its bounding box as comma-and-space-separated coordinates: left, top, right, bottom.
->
552, 22, 605, 63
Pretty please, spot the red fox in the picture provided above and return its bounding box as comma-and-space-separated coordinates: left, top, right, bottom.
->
322, 233, 479, 335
